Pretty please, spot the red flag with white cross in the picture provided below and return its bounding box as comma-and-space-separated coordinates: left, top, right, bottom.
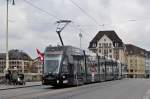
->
36, 48, 44, 61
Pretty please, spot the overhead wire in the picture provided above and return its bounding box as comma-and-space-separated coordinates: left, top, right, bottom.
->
22, 0, 86, 46
69, 0, 99, 25
22, 0, 60, 20
68, 0, 115, 31
18, 0, 88, 35
22, 0, 85, 32
71, 22, 86, 33
22, 0, 102, 32
21, 0, 101, 38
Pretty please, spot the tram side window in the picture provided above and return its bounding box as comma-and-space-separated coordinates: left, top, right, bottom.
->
100, 62, 105, 74
77, 59, 85, 74
74, 60, 80, 74
73, 58, 85, 74
86, 58, 92, 74
61, 58, 69, 73
80, 60, 85, 73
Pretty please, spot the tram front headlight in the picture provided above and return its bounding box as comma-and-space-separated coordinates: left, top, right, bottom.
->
62, 75, 66, 79
57, 80, 59, 83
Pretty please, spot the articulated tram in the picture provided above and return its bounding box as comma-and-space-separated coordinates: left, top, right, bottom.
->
42, 45, 124, 87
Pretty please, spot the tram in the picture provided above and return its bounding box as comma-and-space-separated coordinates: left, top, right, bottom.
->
42, 45, 123, 86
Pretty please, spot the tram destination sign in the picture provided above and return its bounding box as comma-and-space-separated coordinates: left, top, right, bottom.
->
45, 51, 63, 55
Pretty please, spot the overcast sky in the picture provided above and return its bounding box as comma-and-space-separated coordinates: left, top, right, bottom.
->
0, 0, 150, 58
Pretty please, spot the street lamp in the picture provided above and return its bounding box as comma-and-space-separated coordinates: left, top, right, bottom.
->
96, 53, 100, 82
5, 0, 15, 73
79, 32, 82, 49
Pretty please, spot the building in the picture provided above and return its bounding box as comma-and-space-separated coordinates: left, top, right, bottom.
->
88, 30, 126, 64
0, 49, 32, 80
32, 58, 42, 74
125, 44, 145, 78
145, 51, 150, 78
31, 58, 43, 81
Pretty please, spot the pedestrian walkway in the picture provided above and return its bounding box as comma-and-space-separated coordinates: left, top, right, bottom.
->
0, 81, 41, 90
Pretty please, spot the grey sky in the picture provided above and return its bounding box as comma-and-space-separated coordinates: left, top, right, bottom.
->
0, 0, 150, 58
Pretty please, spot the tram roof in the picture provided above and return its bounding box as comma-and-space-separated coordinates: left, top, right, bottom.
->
45, 45, 83, 53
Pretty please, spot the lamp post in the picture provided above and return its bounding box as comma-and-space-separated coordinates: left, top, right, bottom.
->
111, 59, 114, 80
97, 53, 100, 82
5, 0, 15, 73
79, 32, 82, 49
104, 56, 106, 81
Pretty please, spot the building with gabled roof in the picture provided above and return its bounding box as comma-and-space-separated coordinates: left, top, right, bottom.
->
88, 30, 126, 64
89, 31, 123, 48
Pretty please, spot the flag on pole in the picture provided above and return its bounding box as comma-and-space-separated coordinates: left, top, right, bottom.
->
36, 48, 44, 61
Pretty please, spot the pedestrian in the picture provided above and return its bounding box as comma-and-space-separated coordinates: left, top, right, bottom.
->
5, 72, 9, 85
8, 70, 11, 85
12, 70, 18, 85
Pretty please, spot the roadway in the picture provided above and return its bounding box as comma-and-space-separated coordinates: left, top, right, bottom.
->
1, 79, 150, 99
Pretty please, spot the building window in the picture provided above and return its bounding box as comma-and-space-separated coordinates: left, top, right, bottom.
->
93, 44, 95, 47
103, 43, 105, 47
116, 55, 119, 59
104, 43, 108, 47
130, 69, 133, 72
106, 43, 108, 47
104, 50, 108, 55
109, 49, 112, 53
109, 43, 111, 47
99, 49, 101, 53
99, 43, 101, 47
130, 60, 132, 63
115, 43, 118, 47
109, 55, 112, 58
93, 43, 97, 47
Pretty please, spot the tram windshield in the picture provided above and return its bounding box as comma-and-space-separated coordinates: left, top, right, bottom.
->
44, 54, 62, 74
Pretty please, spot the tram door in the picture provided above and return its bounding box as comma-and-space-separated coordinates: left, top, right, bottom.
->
73, 55, 85, 85
100, 61, 105, 81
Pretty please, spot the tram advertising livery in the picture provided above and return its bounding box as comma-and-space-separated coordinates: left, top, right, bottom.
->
42, 45, 123, 87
